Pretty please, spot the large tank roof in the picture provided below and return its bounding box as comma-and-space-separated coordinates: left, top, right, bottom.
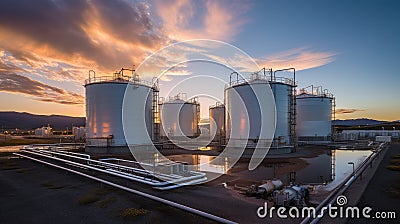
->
296, 85, 334, 99
226, 68, 296, 89
84, 69, 157, 90
160, 93, 199, 105
209, 102, 225, 109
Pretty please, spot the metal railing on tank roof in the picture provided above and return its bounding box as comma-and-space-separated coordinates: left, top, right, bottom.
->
297, 85, 334, 98
227, 68, 296, 87
84, 75, 130, 85
84, 69, 158, 89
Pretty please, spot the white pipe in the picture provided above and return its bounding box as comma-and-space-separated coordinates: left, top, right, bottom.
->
36, 150, 205, 182
107, 169, 206, 185
59, 150, 91, 159
34, 150, 158, 178
22, 150, 207, 188
155, 177, 208, 190
99, 158, 153, 167
21, 150, 167, 186
13, 153, 236, 224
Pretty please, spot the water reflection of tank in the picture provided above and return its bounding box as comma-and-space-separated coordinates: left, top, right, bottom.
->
293, 149, 334, 184
296, 85, 335, 143
209, 103, 225, 142
160, 93, 200, 139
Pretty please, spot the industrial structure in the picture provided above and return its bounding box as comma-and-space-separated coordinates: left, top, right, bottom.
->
34, 125, 53, 137
224, 68, 296, 151
296, 85, 335, 144
72, 126, 86, 139
336, 130, 399, 141
84, 68, 159, 152
209, 102, 225, 144
159, 93, 200, 140
83, 66, 341, 154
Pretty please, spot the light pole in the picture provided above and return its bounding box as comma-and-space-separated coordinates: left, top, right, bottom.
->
348, 162, 355, 176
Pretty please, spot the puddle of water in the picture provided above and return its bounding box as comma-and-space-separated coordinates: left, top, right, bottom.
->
325, 149, 372, 189
166, 149, 373, 186
166, 154, 230, 174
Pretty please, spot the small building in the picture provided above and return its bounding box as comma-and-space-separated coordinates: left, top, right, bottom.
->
336, 130, 399, 141
72, 126, 86, 139
35, 125, 53, 137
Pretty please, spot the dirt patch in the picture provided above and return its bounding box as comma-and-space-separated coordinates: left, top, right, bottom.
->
120, 208, 148, 220
76, 187, 113, 205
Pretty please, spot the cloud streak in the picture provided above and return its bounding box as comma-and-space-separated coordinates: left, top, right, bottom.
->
257, 47, 337, 71
336, 108, 364, 114
0, 73, 84, 105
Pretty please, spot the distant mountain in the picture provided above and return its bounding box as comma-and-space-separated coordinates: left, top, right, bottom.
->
333, 118, 385, 126
0, 111, 85, 130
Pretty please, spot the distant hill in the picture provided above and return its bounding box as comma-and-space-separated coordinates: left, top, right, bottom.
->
0, 111, 85, 131
0, 111, 391, 131
333, 118, 385, 126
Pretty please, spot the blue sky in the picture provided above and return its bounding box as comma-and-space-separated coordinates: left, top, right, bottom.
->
0, 0, 399, 120
233, 0, 400, 120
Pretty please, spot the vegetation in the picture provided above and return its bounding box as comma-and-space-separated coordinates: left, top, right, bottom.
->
76, 193, 101, 205
40, 180, 66, 189
386, 154, 400, 171
0, 159, 19, 170
98, 196, 116, 208
76, 187, 113, 205
120, 208, 148, 219
0, 138, 62, 147
15, 168, 32, 173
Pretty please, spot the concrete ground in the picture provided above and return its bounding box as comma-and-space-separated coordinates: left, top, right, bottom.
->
0, 157, 218, 224
346, 143, 400, 224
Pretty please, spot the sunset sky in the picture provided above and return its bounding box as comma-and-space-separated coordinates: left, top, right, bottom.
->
0, 0, 399, 121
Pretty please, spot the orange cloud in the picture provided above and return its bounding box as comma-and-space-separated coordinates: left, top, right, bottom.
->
257, 47, 337, 71
0, 0, 170, 107
154, 0, 250, 41
0, 73, 84, 105
0, 0, 166, 77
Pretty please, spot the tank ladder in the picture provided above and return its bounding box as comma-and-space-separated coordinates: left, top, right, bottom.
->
152, 80, 160, 142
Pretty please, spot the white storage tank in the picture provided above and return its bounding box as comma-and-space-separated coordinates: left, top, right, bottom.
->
225, 69, 295, 148
209, 103, 225, 141
296, 86, 334, 143
270, 81, 294, 146
160, 94, 200, 139
85, 69, 156, 149
224, 71, 276, 148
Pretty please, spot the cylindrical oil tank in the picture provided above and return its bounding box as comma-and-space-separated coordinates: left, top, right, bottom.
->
270, 82, 294, 145
224, 78, 275, 147
85, 75, 154, 147
160, 97, 199, 138
296, 93, 333, 142
209, 103, 225, 141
